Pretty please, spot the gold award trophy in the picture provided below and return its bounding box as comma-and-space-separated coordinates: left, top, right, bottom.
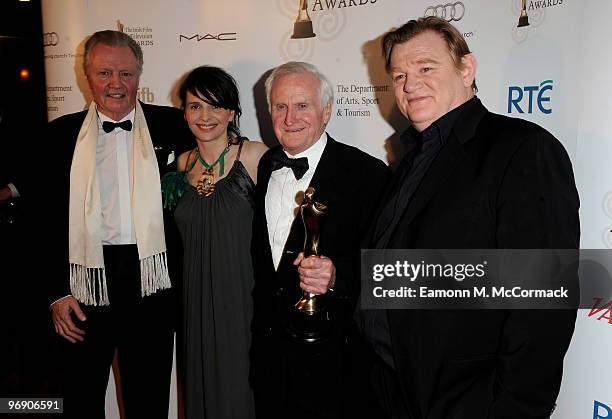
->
290, 187, 331, 342
291, 0, 316, 39
295, 187, 328, 313
517, 0, 529, 27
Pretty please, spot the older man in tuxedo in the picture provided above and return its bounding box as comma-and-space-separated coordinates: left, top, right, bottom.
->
250, 61, 389, 419
47, 30, 190, 418
359, 17, 580, 419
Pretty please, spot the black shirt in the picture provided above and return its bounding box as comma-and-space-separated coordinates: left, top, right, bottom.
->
363, 97, 478, 369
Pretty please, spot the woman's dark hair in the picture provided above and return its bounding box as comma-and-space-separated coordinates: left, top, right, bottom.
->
179, 66, 242, 139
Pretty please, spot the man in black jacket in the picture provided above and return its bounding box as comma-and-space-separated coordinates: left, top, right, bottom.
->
359, 17, 579, 419
250, 61, 389, 419
47, 30, 190, 419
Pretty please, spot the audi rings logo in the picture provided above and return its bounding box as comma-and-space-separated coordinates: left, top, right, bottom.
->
43, 32, 59, 47
424, 2, 465, 22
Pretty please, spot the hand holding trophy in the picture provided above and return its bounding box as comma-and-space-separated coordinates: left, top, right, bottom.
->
295, 187, 328, 313
289, 187, 332, 342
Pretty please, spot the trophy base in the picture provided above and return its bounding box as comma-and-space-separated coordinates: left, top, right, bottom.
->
286, 308, 331, 343
291, 21, 316, 39
294, 291, 328, 315
517, 15, 529, 27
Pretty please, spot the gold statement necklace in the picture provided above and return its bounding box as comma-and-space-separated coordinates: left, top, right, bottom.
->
195, 143, 230, 196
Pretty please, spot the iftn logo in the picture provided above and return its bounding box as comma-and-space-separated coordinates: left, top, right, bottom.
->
507, 80, 553, 114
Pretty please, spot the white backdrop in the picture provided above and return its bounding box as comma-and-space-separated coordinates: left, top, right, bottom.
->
41, 1, 612, 417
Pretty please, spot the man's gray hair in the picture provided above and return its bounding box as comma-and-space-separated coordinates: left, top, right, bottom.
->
83, 30, 144, 75
265, 61, 334, 111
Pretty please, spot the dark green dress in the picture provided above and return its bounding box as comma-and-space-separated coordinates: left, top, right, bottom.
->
172, 141, 255, 419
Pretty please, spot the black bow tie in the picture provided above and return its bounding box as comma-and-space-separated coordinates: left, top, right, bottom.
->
270, 151, 309, 180
102, 120, 133, 133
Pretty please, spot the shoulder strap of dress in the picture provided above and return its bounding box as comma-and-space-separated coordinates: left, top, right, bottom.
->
236, 138, 246, 161
185, 148, 198, 173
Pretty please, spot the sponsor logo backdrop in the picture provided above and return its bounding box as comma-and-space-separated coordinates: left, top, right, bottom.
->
41, 0, 611, 417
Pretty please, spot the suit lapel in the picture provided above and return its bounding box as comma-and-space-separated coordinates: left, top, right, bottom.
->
308, 134, 338, 203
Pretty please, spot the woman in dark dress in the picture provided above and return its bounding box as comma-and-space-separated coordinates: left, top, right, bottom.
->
163, 66, 267, 419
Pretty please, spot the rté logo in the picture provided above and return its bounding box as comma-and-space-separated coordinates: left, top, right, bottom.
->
594, 400, 611, 419
507, 80, 553, 114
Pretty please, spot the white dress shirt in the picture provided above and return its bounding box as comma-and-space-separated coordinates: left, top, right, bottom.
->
265, 133, 327, 270
96, 109, 137, 245
51, 108, 138, 307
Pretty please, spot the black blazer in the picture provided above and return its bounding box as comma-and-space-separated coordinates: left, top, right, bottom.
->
373, 99, 580, 418
250, 135, 389, 413
45, 102, 192, 304
251, 135, 389, 336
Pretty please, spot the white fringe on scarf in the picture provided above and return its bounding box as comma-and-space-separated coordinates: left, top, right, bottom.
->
69, 251, 171, 306
140, 251, 172, 296
70, 264, 109, 306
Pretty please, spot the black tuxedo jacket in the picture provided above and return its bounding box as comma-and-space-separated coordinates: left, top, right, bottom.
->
250, 135, 389, 415
45, 102, 192, 304
371, 99, 580, 419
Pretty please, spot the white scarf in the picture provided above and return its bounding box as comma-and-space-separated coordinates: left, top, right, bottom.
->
68, 102, 171, 306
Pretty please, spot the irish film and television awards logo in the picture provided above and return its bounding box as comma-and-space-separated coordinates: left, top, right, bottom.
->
117, 19, 155, 47
511, 0, 564, 43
